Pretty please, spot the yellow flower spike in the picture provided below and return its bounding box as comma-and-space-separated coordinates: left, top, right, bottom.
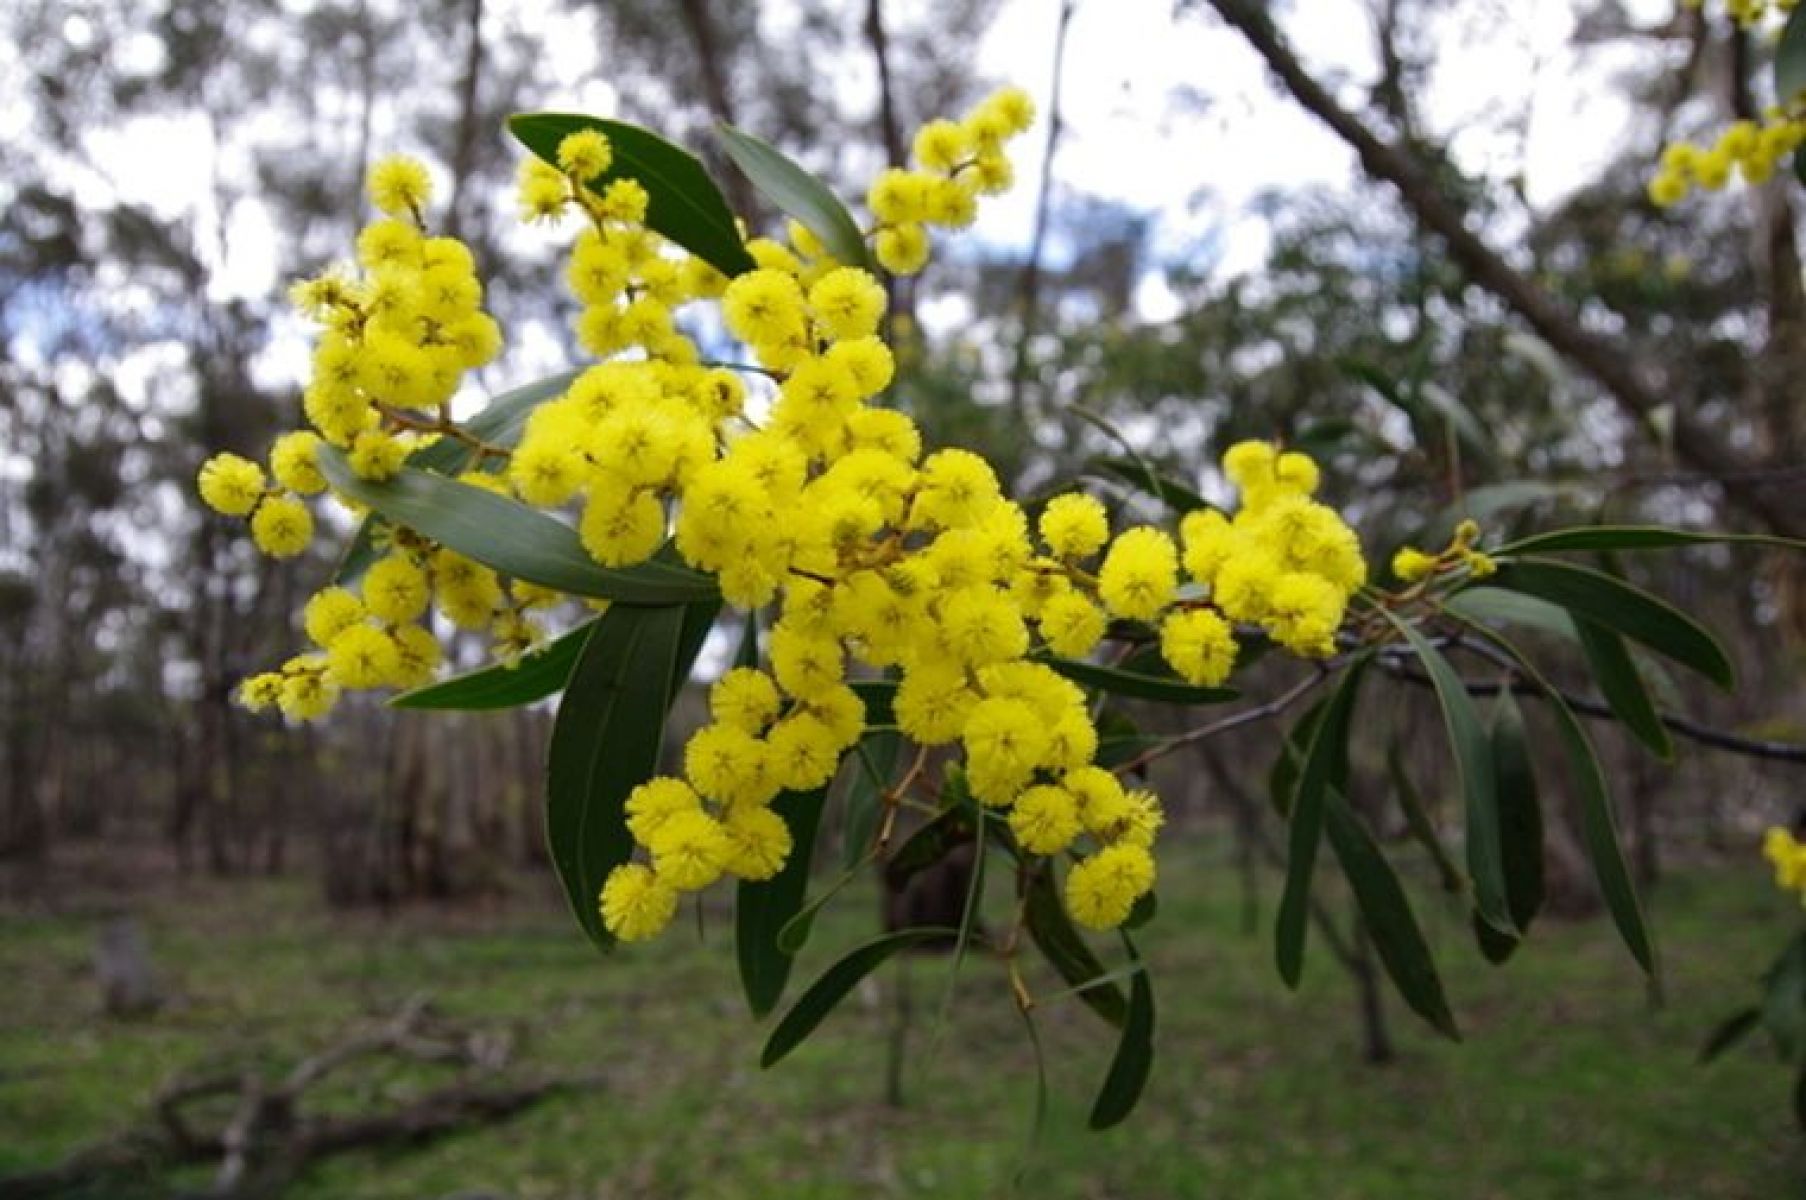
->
250, 495, 314, 560
1098, 527, 1180, 621
556, 129, 613, 179
197, 453, 267, 517
367, 155, 433, 219
599, 863, 679, 942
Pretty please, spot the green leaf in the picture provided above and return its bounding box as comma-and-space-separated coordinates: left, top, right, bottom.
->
1778, 4, 1806, 106
1761, 935, 1806, 1059
1489, 690, 1546, 934
735, 610, 760, 668
1088, 935, 1156, 1130
887, 801, 979, 890
335, 369, 583, 583
544, 604, 689, 949
391, 620, 594, 711
1276, 655, 1371, 987
1443, 587, 1578, 642
714, 124, 875, 271
319, 450, 718, 604
1489, 558, 1733, 689
1024, 866, 1129, 1029
1122, 889, 1158, 931
1387, 740, 1464, 894
1382, 614, 1515, 939
1270, 698, 1328, 819
1574, 617, 1674, 759
736, 786, 830, 1018
1037, 653, 1237, 706
1699, 1007, 1761, 1064
1085, 455, 1212, 515
1419, 381, 1498, 467
1496, 525, 1806, 557
761, 928, 955, 1068
851, 679, 897, 727
842, 731, 902, 869
1323, 791, 1460, 1041
1014, 1003, 1050, 1179
1451, 621, 1656, 974
509, 113, 756, 277
774, 856, 869, 956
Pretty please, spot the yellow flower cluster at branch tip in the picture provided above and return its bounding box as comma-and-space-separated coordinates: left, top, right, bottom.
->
1649, 111, 1806, 207
1389, 517, 1494, 586
199, 94, 1372, 947
865, 87, 1035, 275
1763, 826, 1806, 904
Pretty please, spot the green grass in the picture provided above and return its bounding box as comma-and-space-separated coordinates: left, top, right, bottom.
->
1, 846, 1801, 1198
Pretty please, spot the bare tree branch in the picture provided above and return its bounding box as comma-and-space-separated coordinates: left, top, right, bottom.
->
1007, 0, 1077, 422
1200, 0, 1806, 538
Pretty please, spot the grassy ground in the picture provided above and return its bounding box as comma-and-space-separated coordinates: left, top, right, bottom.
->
1, 843, 1801, 1199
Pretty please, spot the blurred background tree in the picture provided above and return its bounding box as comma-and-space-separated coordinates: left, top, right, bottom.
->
0, 0, 1801, 1094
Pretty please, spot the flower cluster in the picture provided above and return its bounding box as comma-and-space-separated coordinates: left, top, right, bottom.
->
1763, 826, 1806, 904
1390, 518, 1496, 588
1648, 113, 1806, 207
195, 91, 1370, 947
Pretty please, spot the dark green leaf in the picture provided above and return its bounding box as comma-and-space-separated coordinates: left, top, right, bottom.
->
1762, 935, 1806, 1060
736, 787, 830, 1017
1024, 866, 1129, 1029
1323, 791, 1460, 1040
842, 730, 902, 869
1490, 558, 1732, 688
735, 610, 760, 669
1574, 616, 1673, 759
1014, 1004, 1050, 1181
509, 113, 756, 277
1452, 622, 1656, 974
1037, 653, 1237, 705
1387, 740, 1463, 894
544, 604, 688, 949
1443, 587, 1577, 641
1093, 709, 1161, 770
319, 450, 718, 604
1270, 698, 1328, 820
1496, 525, 1806, 557
391, 620, 594, 711
1700, 1007, 1761, 1064
1085, 455, 1211, 515
887, 801, 978, 890
851, 679, 897, 727
335, 369, 583, 583
1276, 655, 1371, 987
1088, 935, 1156, 1130
1382, 614, 1514, 939
1122, 889, 1158, 931
761, 928, 955, 1068
774, 857, 868, 956
1777, 5, 1806, 107
1489, 691, 1545, 934
715, 124, 874, 270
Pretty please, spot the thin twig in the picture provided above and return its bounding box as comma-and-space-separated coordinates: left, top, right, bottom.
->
1380, 651, 1806, 764
1113, 662, 1334, 776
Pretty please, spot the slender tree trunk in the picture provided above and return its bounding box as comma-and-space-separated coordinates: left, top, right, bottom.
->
445, 0, 486, 243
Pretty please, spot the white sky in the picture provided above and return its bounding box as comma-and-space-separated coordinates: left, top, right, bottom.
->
9, 0, 1697, 398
